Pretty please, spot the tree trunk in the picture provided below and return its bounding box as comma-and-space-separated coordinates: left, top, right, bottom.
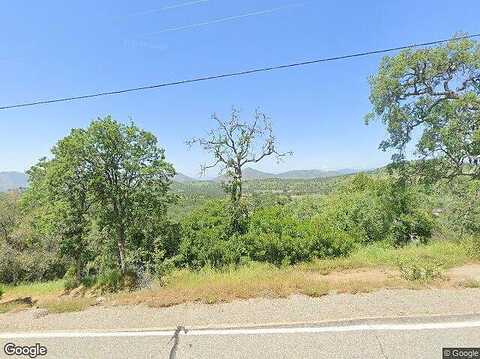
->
235, 166, 243, 203
116, 224, 126, 273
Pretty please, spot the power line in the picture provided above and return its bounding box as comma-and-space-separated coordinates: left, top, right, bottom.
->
1, 33, 479, 111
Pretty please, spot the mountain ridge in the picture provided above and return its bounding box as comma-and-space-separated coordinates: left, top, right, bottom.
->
0, 171, 28, 192
0, 167, 364, 192
213, 167, 361, 181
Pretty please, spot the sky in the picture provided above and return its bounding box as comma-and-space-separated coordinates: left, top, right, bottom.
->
1, 0, 479, 178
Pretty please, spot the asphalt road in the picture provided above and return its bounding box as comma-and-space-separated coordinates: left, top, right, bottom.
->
1, 315, 479, 359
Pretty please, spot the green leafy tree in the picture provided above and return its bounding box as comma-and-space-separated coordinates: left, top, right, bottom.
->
0, 191, 20, 245
366, 35, 480, 182
28, 116, 176, 277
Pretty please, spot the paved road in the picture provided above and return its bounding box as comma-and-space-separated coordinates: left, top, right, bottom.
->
1, 315, 479, 358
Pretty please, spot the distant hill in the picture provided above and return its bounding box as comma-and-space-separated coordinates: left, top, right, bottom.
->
214, 167, 361, 181
276, 169, 358, 179
173, 173, 197, 183
0, 171, 198, 191
214, 168, 275, 182
0, 168, 363, 191
0, 172, 28, 192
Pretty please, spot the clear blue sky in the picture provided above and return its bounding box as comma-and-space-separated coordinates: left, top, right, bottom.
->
1, 0, 479, 177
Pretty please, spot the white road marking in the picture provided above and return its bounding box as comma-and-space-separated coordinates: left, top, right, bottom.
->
1, 320, 480, 339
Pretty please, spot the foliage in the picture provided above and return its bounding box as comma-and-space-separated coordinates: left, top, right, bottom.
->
177, 200, 247, 269
0, 191, 65, 284
21, 116, 176, 288
174, 173, 436, 269
389, 211, 434, 245
366, 35, 480, 183
316, 173, 435, 245
398, 258, 444, 281
96, 269, 131, 293
435, 179, 480, 237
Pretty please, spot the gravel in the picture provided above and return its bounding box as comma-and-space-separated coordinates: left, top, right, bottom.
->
1, 288, 480, 332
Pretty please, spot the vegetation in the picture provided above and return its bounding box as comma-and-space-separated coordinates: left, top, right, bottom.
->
187, 108, 291, 230
366, 35, 480, 183
1, 35, 480, 312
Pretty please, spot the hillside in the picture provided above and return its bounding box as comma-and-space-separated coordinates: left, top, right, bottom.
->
0, 172, 28, 192
214, 167, 360, 181
276, 169, 358, 179
173, 172, 197, 183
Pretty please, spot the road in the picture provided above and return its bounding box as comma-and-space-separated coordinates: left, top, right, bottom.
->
1, 315, 479, 358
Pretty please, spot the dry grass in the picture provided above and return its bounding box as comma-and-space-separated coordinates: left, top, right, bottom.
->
0, 280, 95, 314
1, 240, 478, 313
39, 297, 96, 313
458, 279, 480, 288
117, 264, 325, 307
115, 263, 425, 308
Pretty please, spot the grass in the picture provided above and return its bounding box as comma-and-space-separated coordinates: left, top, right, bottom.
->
1, 239, 479, 313
40, 298, 96, 313
301, 239, 474, 274
2, 280, 65, 298
117, 263, 327, 307
459, 279, 480, 288
0, 280, 94, 314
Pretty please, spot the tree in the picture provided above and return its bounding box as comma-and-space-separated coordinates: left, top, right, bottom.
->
0, 191, 20, 245
366, 35, 480, 183
28, 116, 176, 276
188, 108, 291, 205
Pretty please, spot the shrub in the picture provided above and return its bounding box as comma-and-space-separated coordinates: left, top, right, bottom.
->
318, 174, 436, 245
0, 285, 4, 299
177, 200, 246, 269
242, 206, 355, 265
242, 205, 312, 265
96, 269, 124, 292
390, 211, 434, 246
309, 216, 356, 258
398, 258, 444, 281
63, 267, 79, 290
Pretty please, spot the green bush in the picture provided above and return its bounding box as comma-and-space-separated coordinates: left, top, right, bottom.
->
309, 216, 356, 258
398, 258, 444, 281
390, 211, 434, 246
177, 200, 247, 269
63, 267, 79, 290
0, 285, 4, 299
96, 269, 124, 292
0, 243, 65, 284
317, 174, 435, 245
242, 205, 312, 265
241, 206, 355, 265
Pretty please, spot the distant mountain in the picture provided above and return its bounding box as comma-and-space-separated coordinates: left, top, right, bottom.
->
0, 172, 28, 192
276, 169, 341, 179
173, 172, 197, 183
213, 167, 361, 181
242, 168, 276, 180
214, 168, 275, 182
0, 168, 362, 191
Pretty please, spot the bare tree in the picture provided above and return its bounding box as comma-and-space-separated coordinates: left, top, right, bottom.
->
187, 108, 292, 204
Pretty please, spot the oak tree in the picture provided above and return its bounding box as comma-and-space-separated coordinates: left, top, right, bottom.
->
366, 35, 480, 183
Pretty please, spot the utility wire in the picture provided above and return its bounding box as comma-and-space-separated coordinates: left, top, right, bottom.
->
1, 33, 479, 111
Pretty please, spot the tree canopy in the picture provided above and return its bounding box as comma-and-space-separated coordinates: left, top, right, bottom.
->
27, 116, 176, 281
366, 36, 480, 182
